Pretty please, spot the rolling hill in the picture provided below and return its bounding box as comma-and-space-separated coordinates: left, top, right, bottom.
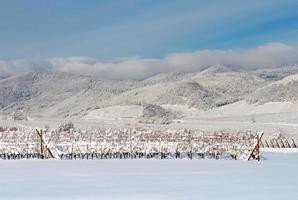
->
1, 65, 298, 119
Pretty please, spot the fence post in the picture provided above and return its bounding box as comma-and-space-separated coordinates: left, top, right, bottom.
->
36, 129, 55, 159
292, 139, 297, 148
264, 140, 269, 148
270, 139, 275, 148
248, 132, 264, 161
280, 139, 285, 148
36, 129, 44, 159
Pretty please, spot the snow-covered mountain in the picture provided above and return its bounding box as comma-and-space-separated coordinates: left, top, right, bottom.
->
1, 65, 298, 119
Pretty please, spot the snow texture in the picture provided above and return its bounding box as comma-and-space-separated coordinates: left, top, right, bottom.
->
0, 152, 297, 200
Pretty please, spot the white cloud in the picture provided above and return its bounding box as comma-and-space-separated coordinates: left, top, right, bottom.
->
1, 43, 298, 80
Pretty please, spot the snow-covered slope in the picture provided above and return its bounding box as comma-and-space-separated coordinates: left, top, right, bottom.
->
0, 71, 91, 115
197, 100, 298, 118
1, 65, 298, 119
192, 68, 268, 107
247, 74, 298, 104
83, 105, 143, 120
0, 71, 140, 117
105, 81, 218, 110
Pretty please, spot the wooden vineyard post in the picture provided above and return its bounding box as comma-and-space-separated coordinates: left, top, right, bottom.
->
292, 139, 297, 148
280, 139, 285, 148
188, 130, 192, 160
36, 130, 39, 156
264, 140, 270, 148
248, 132, 264, 161
36, 129, 44, 159
41, 130, 44, 159
201, 144, 205, 159
175, 146, 180, 159
285, 139, 291, 148
270, 139, 275, 148
70, 143, 74, 160
201, 133, 205, 159
88, 133, 93, 160
129, 130, 132, 159
274, 139, 280, 148
36, 129, 55, 159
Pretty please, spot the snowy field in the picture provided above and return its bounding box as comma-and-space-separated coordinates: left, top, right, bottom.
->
0, 152, 297, 200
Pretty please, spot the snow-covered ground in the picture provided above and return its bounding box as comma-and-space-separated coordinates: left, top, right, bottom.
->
261, 148, 298, 153
0, 152, 297, 200
83, 105, 142, 120
195, 101, 298, 118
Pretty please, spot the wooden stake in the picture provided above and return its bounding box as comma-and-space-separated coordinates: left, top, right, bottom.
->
264, 139, 270, 148
274, 139, 280, 148
248, 132, 264, 161
70, 143, 74, 160
292, 139, 297, 148
270, 139, 275, 148
285, 139, 291, 148
280, 139, 285, 148
36, 129, 55, 159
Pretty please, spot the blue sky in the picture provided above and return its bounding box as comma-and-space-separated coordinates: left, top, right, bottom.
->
0, 0, 298, 60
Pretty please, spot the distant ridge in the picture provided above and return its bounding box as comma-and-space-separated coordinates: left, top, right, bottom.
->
1, 65, 298, 118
